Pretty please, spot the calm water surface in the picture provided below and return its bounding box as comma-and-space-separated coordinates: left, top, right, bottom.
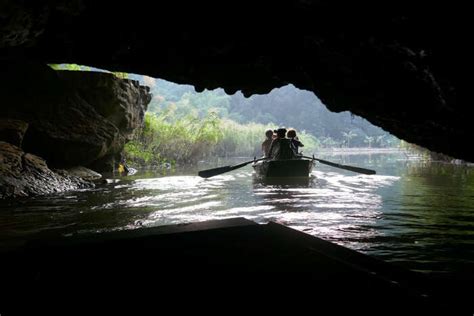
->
1, 152, 474, 279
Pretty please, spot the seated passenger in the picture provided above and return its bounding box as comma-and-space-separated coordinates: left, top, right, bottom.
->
268, 128, 296, 160
261, 129, 274, 157
287, 128, 304, 156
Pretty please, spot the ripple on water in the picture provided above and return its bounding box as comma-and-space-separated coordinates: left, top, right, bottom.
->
2, 155, 474, 279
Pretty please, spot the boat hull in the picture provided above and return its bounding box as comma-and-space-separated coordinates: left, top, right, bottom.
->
252, 159, 313, 178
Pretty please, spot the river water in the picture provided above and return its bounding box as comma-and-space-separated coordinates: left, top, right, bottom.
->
1, 152, 474, 280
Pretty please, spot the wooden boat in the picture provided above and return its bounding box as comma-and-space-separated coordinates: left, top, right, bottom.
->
1, 218, 447, 313
252, 158, 314, 179
198, 155, 374, 179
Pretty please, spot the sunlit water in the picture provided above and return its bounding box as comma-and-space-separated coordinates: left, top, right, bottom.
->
1, 152, 474, 280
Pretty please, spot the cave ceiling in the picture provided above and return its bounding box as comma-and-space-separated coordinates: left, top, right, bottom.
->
0, 0, 471, 161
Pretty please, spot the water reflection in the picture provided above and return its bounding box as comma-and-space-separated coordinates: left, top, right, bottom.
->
252, 174, 313, 187
1, 153, 474, 279
250, 169, 396, 252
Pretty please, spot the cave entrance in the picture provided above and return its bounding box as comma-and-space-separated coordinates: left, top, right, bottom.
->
126, 74, 402, 169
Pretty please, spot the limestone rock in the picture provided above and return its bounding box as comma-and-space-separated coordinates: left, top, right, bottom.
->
0, 142, 94, 199
0, 119, 28, 147
1, 61, 151, 171
65, 166, 102, 181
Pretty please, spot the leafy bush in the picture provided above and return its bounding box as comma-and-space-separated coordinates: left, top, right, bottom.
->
124, 111, 320, 167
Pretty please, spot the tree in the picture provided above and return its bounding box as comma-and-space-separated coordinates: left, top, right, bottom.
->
342, 131, 357, 147
375, 135, 386, 147
364, 136, 374, 148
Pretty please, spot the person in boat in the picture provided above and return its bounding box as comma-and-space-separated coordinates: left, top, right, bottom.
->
117, 155, 130, 175
261, 129, 274, 157
287, 128, 304, 156
267, 128, 296, 160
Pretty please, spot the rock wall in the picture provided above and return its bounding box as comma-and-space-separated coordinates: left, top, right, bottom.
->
0, 61, 151, 199
0, 141, 93, 199
1, 0, 470, 161
0, 119, 28, 148
1, 61, 151, 171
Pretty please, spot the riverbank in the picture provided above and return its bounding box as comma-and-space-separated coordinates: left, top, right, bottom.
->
316, 148, 474, 166
316, 147, 406, 155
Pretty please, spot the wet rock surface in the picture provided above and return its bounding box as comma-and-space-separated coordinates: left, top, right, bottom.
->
0, 142, 94, 199
65, 166, 102, 181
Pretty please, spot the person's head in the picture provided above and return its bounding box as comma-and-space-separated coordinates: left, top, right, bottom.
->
265, 129, 274, 139
274, 128, 287, 138
287, 128, 297, 138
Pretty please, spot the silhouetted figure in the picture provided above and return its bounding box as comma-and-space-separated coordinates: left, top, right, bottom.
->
261, 129, 274, 157
268, 128, 296, 160
287, 128, 304, 156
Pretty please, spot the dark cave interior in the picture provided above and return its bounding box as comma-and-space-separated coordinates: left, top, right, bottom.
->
1, 0, 471, 161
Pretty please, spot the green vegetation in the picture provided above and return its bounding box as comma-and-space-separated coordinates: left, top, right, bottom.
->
45, 65, 403, 167
137, 75, 400, 149
125, 110, 219, 166
399, 141, 460, 162
124, 110, 319, 166
48, 64, 128, 79
124, 75, 402, 166
49, 63, 91, 71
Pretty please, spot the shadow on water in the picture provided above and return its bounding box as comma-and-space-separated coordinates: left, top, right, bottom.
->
1, 152, 474, 283
252, 175, 314, 187
251, 174, 318, 213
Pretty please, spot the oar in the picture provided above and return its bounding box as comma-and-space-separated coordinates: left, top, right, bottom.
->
302, 155, 376, 175
198, 157, 267, 178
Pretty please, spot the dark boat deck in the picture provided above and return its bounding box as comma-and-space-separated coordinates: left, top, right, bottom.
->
253, 159, 313, 178
0, 218, 471, 314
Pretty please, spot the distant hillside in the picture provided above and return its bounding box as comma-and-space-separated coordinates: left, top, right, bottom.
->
130, 75, 399, 148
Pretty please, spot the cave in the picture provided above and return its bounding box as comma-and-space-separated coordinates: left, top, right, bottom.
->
1, 0, 470, 161
1, 0, 473, 313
